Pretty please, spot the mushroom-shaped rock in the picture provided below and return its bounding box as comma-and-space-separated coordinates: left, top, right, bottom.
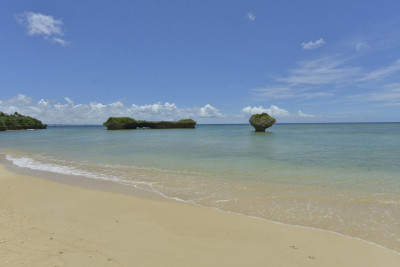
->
249, 113, 276, 132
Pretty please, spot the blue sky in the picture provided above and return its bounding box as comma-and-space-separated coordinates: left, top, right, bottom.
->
1, 0, 400, 124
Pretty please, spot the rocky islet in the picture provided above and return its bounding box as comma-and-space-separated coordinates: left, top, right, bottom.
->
249, 113, 276, 132
0, 112, 47, 131
103, 117, 197, 130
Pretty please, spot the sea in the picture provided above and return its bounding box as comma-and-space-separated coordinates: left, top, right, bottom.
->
1, 123, 399, 253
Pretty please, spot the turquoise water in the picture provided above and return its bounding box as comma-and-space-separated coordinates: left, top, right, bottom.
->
1, 123, 400, 252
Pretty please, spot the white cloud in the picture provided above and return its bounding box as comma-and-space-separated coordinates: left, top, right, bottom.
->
301, 38, 326, 50
52, 37, 69, 47
0, 95, 224, 124
64, 97, 74, 105
241, 105, 290, 117
356, 42, 370, 52
297, 110, 315, 118
246, 12, 255, 21
197, 104, 224, 118
242, 106, 265, 115
241, 105, 314, 118
16, 11, 69, 46
127, 102, 224, 120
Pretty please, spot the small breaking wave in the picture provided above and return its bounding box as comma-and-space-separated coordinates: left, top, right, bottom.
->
6, 154, 119, 181
3, 153, 198, 201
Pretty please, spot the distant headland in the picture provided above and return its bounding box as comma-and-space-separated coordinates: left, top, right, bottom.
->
103, 117, 196, 130
0, 112, 47, 131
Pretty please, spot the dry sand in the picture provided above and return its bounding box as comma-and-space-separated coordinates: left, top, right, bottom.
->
1, 164, 399, 267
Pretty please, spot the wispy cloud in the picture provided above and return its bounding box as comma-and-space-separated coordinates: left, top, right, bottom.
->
246, 20, 400, 118
358, 59, 400, 82
252, 84, 336, 101
278, 56, 360, 85
250, 56, 360, 102
251, 54, 400, 108
15, 11, 69, 46
0, 94, 224, 124
252, 86, 296, 99
368, 84, 400, 106
246, 12, 255, 21
301, 38, 326, 50
350, 18, 400, 53
349, 83, 400, 106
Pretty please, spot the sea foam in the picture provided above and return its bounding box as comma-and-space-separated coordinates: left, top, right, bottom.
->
6, 154, 119, 181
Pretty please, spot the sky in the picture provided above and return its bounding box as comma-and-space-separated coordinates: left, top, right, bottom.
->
1, 0, 400, 124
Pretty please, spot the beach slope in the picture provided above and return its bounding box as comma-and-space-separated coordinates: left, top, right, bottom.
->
1, 165, 399, 266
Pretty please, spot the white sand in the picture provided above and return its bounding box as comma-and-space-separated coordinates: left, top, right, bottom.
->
1, 164, 399, 266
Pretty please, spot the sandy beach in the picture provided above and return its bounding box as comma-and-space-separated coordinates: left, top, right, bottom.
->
1, 164, 399, 267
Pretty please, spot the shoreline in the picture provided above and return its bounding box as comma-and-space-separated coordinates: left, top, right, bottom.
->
3, 156, 400, 255
1, 156, 168, 202
1, 164, 400, 266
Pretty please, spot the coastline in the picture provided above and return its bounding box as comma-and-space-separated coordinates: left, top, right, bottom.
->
1, 164, 400, 266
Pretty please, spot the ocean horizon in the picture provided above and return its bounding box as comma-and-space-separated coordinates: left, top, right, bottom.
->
45, 121, 400, 126
1, 122, 399, 253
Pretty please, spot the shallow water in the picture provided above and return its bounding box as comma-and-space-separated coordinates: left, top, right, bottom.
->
1, 123, 399, 252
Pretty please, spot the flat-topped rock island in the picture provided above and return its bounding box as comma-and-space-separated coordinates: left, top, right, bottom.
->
103, 117, 196, 130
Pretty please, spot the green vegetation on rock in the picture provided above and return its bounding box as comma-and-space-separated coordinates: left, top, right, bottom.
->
103, 117, 197, 130
0, 121, 6, 131
103, 117, 138, 130
249, 113, 276, 132
104, 117, 137, 124
0, 112, 47, 131
178, 119, 196, 123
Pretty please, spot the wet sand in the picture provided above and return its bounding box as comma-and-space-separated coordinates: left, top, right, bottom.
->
1, 164, 399, 266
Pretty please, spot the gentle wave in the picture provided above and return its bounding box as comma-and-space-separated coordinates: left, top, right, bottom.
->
3, 153, 203, 202
3, 153, 196, 205
6, 154, 119, 181
3, 154, 163, 193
